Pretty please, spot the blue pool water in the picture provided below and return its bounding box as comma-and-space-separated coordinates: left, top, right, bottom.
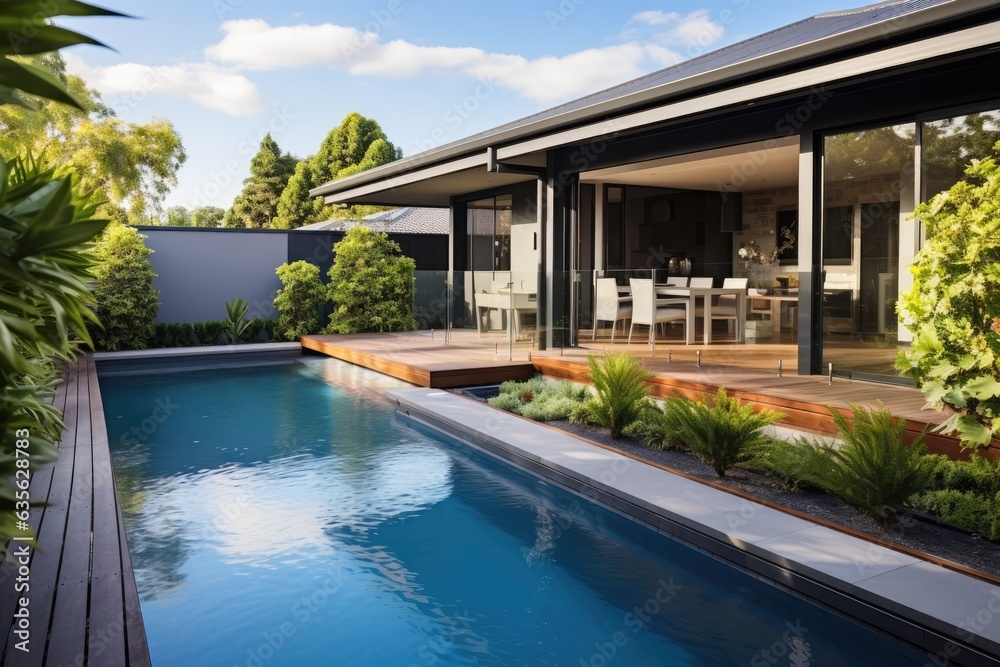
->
101, 358, 926, 667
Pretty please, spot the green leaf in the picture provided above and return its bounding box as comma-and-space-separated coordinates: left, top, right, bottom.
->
0, 22, 107, 55
963, 375, 1000, 401
0, 58, 78, 108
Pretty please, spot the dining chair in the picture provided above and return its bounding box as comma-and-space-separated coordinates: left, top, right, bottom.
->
688, 277, 714, 288
593, 278, 631, 342
699, 277, 748, 334
661, 276, 689, 287
628, 279, 687, 343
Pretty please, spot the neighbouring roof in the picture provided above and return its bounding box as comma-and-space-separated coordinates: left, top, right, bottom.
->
311, 0, 996, 203
294, 207, 449, 235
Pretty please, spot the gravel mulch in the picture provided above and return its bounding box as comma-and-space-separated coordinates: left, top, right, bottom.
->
532, 418, 1000, 580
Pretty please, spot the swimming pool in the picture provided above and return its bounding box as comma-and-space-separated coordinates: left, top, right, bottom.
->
100, 357, 926, 666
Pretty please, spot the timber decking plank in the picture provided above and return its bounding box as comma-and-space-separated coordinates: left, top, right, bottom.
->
87, 356, 128, 667
43, 358, 95, 667
117, 481, 150, 667
0, 367, 69, 659
5, 364, 80, 667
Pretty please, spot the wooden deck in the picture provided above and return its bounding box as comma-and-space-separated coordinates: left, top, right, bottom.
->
0, 355, 149, 667
303, 330, 999, 460
302, 332, 537, 388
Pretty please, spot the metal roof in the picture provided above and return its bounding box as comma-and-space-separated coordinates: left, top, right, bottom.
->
409, 0, 955, 156
294, 207, 449, 235
312, 0, 996, 201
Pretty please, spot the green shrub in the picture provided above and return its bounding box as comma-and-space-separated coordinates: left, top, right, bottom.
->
925, 453, 1000, 496
488, 378, 590, 422
570, 353, 654, 438
897, 142, 1000, 448
792, 405, 933, 525
223, 298, 253, 344
519, 382, 590, 421
150, 319, 276, 348
623, 397, 690, 450
668, 388, 783, 477
325, 226, 417, 334
90, 224, 159, 350
910, 489, 1000, 541
741, 437, 833, 490
194, 320, 226, 346
274, 260, 325, 340
0, 155, 107, 558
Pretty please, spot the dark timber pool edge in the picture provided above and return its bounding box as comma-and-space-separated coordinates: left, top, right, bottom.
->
0, 355, 150, 667
389, 387, 1000, 667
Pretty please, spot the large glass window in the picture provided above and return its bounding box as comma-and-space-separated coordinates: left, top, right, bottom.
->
922, 109, 1000, 200
467, 194, 512, 271
821, 123, 914, 378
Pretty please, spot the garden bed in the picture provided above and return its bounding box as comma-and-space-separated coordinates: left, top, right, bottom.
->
554, 418, 1000, 580
457, 382, 1000, 581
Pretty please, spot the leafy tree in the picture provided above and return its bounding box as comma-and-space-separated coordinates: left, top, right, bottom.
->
223, 134, 297, 228
897, 142, 1000, 448
325, 226, 417, 333
0, 0, 122, 558
274, 261, 326, 340
90, 225, 160, 350
273, 112, 402, 229
272, 160, 315, 229
164, 206, 191, 226
191, 205, 225, 227
0, 53, 186, 222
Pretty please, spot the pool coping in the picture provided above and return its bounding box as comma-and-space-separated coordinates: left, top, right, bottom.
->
91, 341, 302, 361
388, 386, 1000, 666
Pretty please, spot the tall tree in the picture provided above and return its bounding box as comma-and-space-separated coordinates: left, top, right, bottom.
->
190, 205, 225, 227
224, 134, 297, 228
0, 53, 186, 223
164, 206, 191, 226
273, 112, 402, 229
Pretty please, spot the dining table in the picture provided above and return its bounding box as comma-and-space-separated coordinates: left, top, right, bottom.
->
654, 284, 748, 345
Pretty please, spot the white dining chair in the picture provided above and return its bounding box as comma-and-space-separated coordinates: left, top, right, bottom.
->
698, 277, 748, 335
688, 277, 714, 288
593, 278, 631, 342
628, 279, 687, 343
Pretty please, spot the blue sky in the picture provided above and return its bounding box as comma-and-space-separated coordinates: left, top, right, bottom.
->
61, 0, 854, 212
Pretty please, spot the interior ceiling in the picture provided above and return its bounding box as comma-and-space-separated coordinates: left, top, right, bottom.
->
580, 136, 799, 191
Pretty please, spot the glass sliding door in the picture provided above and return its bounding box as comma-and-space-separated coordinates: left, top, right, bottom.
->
820, 123, 915, 378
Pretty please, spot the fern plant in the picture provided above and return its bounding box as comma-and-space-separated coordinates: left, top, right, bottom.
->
669, 388, 783, 477
570, 353, 653, 438
792, 404, 933, 525
623, 397, 690, 451
223, 297, 253, 344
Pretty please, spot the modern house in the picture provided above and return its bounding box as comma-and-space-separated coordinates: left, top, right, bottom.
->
311, 0, 1000, 383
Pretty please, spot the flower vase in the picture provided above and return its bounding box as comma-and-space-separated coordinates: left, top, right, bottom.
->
746, 263, 779, 295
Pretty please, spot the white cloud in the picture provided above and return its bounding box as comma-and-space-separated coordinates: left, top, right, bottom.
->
657, 9, 725, 46
203, 19, 690, 104
634, 10, 679, 26
65, 53, 268, 116
631, 9, 725, 47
